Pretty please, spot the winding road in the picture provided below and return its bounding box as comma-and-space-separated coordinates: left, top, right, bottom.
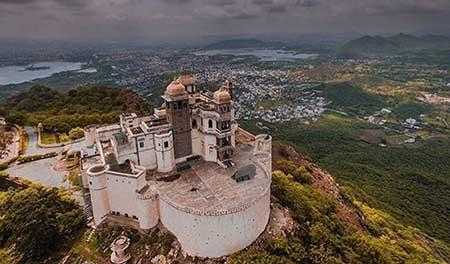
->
7, 126, 88, 188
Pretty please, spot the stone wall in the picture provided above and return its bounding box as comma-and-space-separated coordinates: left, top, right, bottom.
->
158, 188, 271, 258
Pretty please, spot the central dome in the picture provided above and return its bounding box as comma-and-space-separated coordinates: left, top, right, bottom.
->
214, 87, 231, 103
166, 80, 186, 96
178, 74, 195, 86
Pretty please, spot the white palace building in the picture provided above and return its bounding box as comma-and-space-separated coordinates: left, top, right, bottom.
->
81, 75, 272, 258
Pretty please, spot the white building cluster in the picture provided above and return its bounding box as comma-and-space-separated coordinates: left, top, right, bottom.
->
81, 75, 272, 258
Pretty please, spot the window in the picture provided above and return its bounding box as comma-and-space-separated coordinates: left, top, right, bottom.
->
139, 142, 144, 148
164, 141, 169, 148
192, 119, 197, 128
208, 119, 213, 129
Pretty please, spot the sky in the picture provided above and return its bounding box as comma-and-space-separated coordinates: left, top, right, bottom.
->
1, 0, 450, 42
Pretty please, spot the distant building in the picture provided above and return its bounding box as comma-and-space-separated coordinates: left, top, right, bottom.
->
82, 75, 272, 258
406, 118, 417, 125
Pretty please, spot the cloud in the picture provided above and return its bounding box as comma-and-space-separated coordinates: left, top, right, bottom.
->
0, 0, 87, 7
0, 0, 449, 41
0, 0, 35, 4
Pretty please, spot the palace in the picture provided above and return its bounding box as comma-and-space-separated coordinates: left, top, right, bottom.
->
81, 75, 272, 258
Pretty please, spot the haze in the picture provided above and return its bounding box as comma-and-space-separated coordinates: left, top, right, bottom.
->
1, 0, 450, 42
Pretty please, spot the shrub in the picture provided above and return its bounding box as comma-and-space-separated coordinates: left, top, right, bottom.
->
291, 166, 313, 184
68, 127, 85, 141
17, 152, 57, 164
267, 237, 306, 263
229, 249, 295, 264
0, 163, 8, 171
276, 160, 297, 175
0, 171, 8, 178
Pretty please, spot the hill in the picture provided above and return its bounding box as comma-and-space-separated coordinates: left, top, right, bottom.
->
205, 38, 284, 49
241, 82, 450, 245
0, 85, 151, 132
10, 143, 446, 263
339, 33, 450, 57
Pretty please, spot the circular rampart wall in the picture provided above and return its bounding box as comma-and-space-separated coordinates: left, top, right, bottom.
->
158, 187, 270, 258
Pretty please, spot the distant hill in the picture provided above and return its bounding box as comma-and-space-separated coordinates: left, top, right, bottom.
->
205, 38, 284, 49
339, 33, 450, 57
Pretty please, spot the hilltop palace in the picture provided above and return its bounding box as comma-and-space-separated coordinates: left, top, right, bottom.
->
81, 75, 272, 258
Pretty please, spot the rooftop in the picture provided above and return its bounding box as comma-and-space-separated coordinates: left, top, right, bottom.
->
151, 143, 270, 215
130, 126, 144, 135
113, 132, 128, 145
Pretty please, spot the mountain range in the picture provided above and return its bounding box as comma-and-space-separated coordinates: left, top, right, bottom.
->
339, 33, 450, 57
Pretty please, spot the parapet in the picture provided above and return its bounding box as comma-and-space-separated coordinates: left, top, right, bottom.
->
255, 134, 272, 154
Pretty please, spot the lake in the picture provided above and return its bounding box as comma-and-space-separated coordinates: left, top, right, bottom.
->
0, 61, 84, 85
194, 49, 318, 61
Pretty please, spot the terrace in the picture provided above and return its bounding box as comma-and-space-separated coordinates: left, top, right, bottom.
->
150, 141, 270, 215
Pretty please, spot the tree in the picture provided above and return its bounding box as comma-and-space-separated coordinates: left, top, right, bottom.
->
68, 127, 84, 141
5, 111, 26, 126
0, 185, 84, 262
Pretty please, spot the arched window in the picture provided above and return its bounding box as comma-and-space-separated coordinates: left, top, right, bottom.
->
208, 119, 213, 129
192, 119, 197, 128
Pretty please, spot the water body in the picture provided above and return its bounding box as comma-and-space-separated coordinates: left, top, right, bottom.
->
0, 61, 84, 85
78, 68, 97, 73
194, 49, 318, 61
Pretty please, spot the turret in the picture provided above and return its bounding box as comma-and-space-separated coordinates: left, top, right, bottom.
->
254, 134, 272, 176
87, 164, 110, 225
155, 131, 175, 173
136, 185, 159, 230
84, 125, 97, 148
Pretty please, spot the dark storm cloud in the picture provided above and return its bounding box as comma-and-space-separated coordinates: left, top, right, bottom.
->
0, 0, 34, 4
163, 0, 193, 4
365, 1, 450, 16
0, 0, 449, 41
0, 0, 87, 6
251, 0, 319, 13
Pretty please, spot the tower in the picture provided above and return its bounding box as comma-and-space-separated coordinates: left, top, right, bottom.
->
224, 80, 234, 100
87, 164, 110, 225
213, 86, 234, 162
163, 80, 192, 159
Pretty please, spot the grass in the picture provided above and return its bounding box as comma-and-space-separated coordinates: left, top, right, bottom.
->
67, 168, 83, 190
315, 82, 389, 116
40, 131, 70, 145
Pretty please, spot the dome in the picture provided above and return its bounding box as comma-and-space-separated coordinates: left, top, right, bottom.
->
166, 80, 186, 96
214, 87, 231, 103
178, 74, 195, 86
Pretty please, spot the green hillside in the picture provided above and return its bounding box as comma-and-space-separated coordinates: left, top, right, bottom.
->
339, 34, 450, 57
242, 83, 450, 244
0, 85, 151, 133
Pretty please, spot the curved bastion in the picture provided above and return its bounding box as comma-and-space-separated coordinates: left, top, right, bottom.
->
153, 141, 272, 257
